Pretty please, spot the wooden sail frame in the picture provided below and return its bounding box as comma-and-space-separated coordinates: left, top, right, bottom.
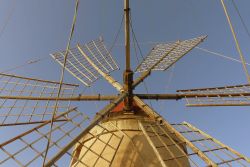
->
51, 37, 119, 87
0, 73, 78, 126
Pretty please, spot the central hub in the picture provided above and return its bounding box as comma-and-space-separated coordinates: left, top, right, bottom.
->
123, 70, 133, 112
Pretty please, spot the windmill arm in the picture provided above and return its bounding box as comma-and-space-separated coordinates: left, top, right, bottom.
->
0, 72, 79, 87
45, 92, 127, 167
136, 93, 181, 100
177, 84, 250, 106
136, 92, 250, 99
0, 119, 68, 127
136, 93, 250, 106
0, 94, 118, 101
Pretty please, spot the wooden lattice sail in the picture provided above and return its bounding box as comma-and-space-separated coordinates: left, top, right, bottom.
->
51, 37, 119, 87
177, 84, 250, 106
0, 73, 78, 126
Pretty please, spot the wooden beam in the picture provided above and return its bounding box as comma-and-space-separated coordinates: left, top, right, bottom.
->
0, 95, 118, 101
136, 93, 250, 99
0, 72, 79, 87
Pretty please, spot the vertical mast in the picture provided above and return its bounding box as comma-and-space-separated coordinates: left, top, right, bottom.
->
123, 0, 133, 111
125, 0, 131, 71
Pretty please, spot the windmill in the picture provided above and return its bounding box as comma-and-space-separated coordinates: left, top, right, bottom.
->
0, 0, 250, 167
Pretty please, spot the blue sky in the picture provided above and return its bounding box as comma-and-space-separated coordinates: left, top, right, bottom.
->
0, 0, 249, 163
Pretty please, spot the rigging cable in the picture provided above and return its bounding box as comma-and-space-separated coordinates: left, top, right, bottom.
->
231, 0, 250, 41
117, 41, 250, 67
0, 0, 16, 39
0, 1, 48, 74
129, 11, 153, 108
0, 56, 49, 73
108, 14, 124, 56
220, 0, 250, 83
196, 47, 250, 66
129, 13, 145, 60
43, 0, 79, 166
160, 65, 175, 115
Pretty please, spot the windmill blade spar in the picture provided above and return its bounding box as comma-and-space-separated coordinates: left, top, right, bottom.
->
135, 83, 250, 107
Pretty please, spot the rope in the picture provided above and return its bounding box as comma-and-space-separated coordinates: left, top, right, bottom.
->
112, 40, 250, 67
108, 14, 124, 54
129, 11, 153, 108
1, 56, 49, 73
159, 65, 175, 115
129, 14, 145, 61
0, 0, 16, 39
91, 87, 100, 112
220, 0, 250, 83
196, 47, 250, 66
43, 0, 79, 166
231, 0, 250, 41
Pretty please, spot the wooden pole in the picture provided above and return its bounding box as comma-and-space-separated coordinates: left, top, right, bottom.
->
123, 0, 133, 111
0, 95, 118, 101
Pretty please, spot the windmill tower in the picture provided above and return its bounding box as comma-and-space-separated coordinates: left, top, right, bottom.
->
0, 0, 249, 167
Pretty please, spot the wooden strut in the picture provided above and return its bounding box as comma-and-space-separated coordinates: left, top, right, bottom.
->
137, 93, 250, 99
186, 103, 250, 107
177, 84, 250, 92
220, 0, 250, 83
2, 92, 250, 101
0, 119, 68, 127
0, 95, 118, 101
0, 72, 79, 87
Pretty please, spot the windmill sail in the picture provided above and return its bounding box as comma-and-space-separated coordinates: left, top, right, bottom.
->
133, 97, 250, 166
51, 37, 119, 87
0, 108, 90, 167
136, 36, 206, 73
177, 84, 250, 106
0, 73, 78, 126
139, 121, 250, 166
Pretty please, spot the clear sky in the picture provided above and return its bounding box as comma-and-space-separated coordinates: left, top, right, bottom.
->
0, 0, 249, 165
